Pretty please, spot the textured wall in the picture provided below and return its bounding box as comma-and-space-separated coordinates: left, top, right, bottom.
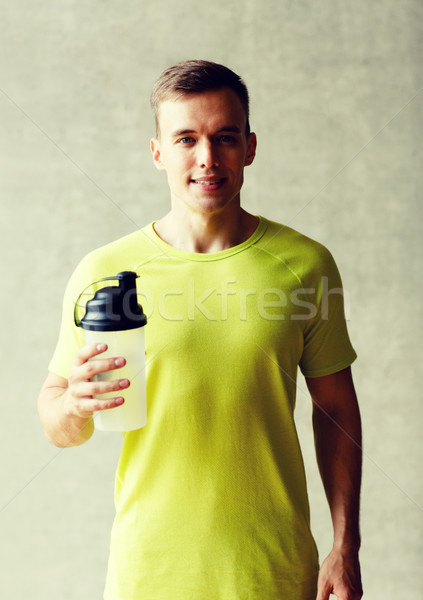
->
1, 1, 422, 597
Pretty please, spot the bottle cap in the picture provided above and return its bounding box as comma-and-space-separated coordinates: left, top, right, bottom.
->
75, 271, 147, 332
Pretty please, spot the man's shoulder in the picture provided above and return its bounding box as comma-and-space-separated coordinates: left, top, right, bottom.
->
68, 223, 164, 288
254, 217, 342, 288
258, 217, 334, 268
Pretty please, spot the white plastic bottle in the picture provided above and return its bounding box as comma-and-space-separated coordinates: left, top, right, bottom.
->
75, 271, 147, 431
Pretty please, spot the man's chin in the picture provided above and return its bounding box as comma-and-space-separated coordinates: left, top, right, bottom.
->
186, 196, 240, 217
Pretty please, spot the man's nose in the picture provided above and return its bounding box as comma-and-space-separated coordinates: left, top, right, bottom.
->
198, 140, 219, 168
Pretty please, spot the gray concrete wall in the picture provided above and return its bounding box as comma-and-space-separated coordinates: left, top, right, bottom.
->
1, 1, 422, 597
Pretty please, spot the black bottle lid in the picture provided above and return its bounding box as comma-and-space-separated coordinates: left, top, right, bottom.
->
76, 271, 147, 332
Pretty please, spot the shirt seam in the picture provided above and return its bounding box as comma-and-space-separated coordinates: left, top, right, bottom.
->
250, 243, 304, 287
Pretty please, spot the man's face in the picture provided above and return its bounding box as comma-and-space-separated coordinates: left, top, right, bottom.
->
150, 88, 256, 217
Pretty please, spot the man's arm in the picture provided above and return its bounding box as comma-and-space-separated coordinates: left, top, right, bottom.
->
38, 344, 129, 448
305, 366, 363, 600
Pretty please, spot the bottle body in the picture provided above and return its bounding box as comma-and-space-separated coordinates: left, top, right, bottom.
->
84, 327, 147, 431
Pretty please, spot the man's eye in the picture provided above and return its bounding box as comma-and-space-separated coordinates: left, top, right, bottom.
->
178, 137, 195, 144
218, 135, 235, 144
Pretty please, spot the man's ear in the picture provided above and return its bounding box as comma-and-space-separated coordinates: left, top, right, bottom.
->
150, 138, 165, 171
244, 132, 257, 167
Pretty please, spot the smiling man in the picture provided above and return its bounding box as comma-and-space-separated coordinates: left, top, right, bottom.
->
38, 60, 363, 600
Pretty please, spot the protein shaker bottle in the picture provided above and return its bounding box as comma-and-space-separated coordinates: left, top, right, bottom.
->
75, 271, 147, 431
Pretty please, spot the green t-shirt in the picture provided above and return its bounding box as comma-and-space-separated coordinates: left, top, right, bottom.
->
49, 216, 356, 600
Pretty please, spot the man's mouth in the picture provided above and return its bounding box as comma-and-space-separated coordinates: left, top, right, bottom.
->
191, 178, 225, 186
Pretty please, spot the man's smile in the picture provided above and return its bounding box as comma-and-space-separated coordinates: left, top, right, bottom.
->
190, 177, 226, 188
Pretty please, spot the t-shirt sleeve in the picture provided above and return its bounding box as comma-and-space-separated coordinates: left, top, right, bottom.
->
298, 248, 357, 378
48, 258, 92, 379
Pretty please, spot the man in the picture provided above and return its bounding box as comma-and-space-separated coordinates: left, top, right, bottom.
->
38, 60, 363, 600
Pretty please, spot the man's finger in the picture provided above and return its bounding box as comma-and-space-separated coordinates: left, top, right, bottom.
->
315, 582, 332, 600
71, 343, 108, 367
74, 395, 125, 418
82, 356, 126, 379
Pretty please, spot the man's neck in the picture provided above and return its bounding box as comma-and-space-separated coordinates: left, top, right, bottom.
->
153, 206, 259, 254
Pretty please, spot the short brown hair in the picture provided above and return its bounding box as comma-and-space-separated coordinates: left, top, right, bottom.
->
151, 59, 250, 136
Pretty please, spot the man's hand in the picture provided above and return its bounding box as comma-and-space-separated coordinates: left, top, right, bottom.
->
65, 343, 130, 419
38, 343, 130, 447
316, 547, 362, 600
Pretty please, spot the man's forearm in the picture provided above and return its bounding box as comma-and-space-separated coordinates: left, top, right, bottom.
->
306, 368, 363, 599
312, 395, 362, 550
